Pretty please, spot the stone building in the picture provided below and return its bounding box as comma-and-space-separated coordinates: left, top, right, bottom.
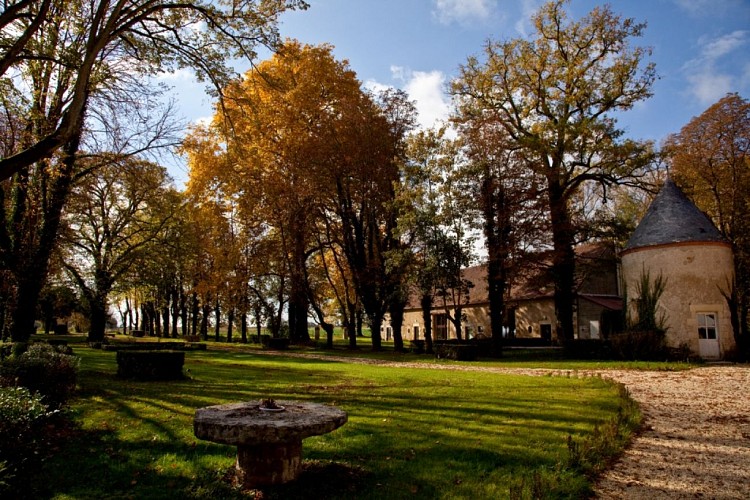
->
620, 179, 735, 359
382, 179, 737, 360
391, 243, 621, 344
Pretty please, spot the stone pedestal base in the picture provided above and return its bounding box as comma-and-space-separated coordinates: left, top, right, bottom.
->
236, 439, 302, 488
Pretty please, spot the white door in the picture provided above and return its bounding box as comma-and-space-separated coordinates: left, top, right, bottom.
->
589, 320, 600, 340
697, 313, 720, 359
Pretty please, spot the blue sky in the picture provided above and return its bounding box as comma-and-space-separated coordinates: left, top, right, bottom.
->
166, 0, 750, 184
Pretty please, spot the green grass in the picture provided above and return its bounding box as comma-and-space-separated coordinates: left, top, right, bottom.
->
22, 345, 645, 499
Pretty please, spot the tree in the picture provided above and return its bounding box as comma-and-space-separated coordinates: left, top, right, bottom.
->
451, 0, 656, 341
59, 158, 173, 341
666, 93, 750, 358
0, 0, 305, 343
0, 0, 307, 180
184, 42, 415, 349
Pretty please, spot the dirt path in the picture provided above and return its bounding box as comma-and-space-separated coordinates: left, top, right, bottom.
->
245, 349, 750, 498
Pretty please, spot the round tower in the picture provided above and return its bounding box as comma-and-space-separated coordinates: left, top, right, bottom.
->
620, 179, 735, 359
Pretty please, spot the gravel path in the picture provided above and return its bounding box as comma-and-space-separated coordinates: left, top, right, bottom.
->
592, 366, 750, 499
247, 350, 750, 498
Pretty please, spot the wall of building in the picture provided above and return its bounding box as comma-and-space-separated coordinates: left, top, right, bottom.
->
513, 299, 556, 339
621, 242, 735, 359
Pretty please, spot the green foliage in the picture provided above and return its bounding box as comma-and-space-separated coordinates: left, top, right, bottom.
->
614, 267, 669, 360
0, 343, 79, 409
0, 386, 55, 495
631, 267, 668, 332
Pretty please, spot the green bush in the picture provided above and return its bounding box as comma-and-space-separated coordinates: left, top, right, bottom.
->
609, 329, 668, 361
0, 386, 55, 495
0, 343, 79, 410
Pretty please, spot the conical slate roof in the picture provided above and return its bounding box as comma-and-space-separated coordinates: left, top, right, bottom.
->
624, 179, 727, 252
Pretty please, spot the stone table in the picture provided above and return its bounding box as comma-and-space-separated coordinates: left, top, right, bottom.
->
194, 400, 347, 488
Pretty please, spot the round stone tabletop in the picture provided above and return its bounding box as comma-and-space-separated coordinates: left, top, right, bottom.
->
194, 400, 348, 446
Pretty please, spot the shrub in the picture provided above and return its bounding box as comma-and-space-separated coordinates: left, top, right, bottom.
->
0, 386, 55, 494
0, 343, 79, 410
609, 330, 668, 361
433, 343, 478, 361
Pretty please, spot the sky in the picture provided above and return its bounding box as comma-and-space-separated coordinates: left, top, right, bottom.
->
164, 0, 750, 185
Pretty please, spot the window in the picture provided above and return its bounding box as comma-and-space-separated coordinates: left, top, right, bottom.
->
434, 314, 448, 340
697, 313, 717, 340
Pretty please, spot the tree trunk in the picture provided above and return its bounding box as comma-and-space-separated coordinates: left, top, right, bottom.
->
369, 313, 383, 350
323, 323, 334, 349
87, 292, 108, 342
214, 299, 221, 341
421, 294, 434, 354
200, 302, 210, 340
162, 306, 170, 339
240, 311, 247, 343
449, 307, 463, 341
346, 302, 357, 349
227, 308, 234, 343
548, 182, 576, 342
389, 299, 406, 352
191, 292, 199, 337
8, 132, 80, 342
483, 172, 508, 358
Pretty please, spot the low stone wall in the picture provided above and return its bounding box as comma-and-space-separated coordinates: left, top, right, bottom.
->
103, 342, 206, 352
116, 350, 185, 380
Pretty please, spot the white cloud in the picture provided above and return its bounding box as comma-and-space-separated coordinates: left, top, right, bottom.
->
683, 30, 749, 104
514, 0, 541, 37
366, 67, 452, 130
405, 70, 452, 129
388, 66, 452, 130
156, 67, 194, 82
699, 30, 748, 59
433, 0, 494, 26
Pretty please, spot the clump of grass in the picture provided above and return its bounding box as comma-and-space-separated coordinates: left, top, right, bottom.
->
510, 383, 641, 499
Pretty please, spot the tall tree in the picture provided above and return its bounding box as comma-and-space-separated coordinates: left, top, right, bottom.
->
451, 0, 656, 341
184, 41, 414, 348
666, 93, 750, 358
59, 158, 173, 341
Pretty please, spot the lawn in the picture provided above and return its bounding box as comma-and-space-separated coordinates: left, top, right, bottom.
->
28, 344, 641, 499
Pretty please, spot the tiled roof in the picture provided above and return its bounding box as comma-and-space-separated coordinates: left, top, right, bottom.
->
624, 179, 726, 251
407, 242, 616, 309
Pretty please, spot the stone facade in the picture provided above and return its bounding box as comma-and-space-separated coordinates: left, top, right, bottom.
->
621, 242, 734, 359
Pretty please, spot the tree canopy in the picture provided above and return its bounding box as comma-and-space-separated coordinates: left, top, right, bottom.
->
451, 0, 656, 340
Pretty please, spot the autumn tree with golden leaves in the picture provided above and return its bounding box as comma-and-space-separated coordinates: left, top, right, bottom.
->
452, 0, 656, 341
666, 93, 750, 358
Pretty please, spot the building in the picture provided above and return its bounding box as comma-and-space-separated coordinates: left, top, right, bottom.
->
385, 179, 737, 360
620, 179, 735, 359
392, 243, 621, 344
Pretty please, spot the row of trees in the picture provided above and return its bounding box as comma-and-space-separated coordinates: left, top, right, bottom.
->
0, 0, 308, 342
178, 0, 661, 353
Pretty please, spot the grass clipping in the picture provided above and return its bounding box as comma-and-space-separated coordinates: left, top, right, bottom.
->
510, 381, 641, 499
